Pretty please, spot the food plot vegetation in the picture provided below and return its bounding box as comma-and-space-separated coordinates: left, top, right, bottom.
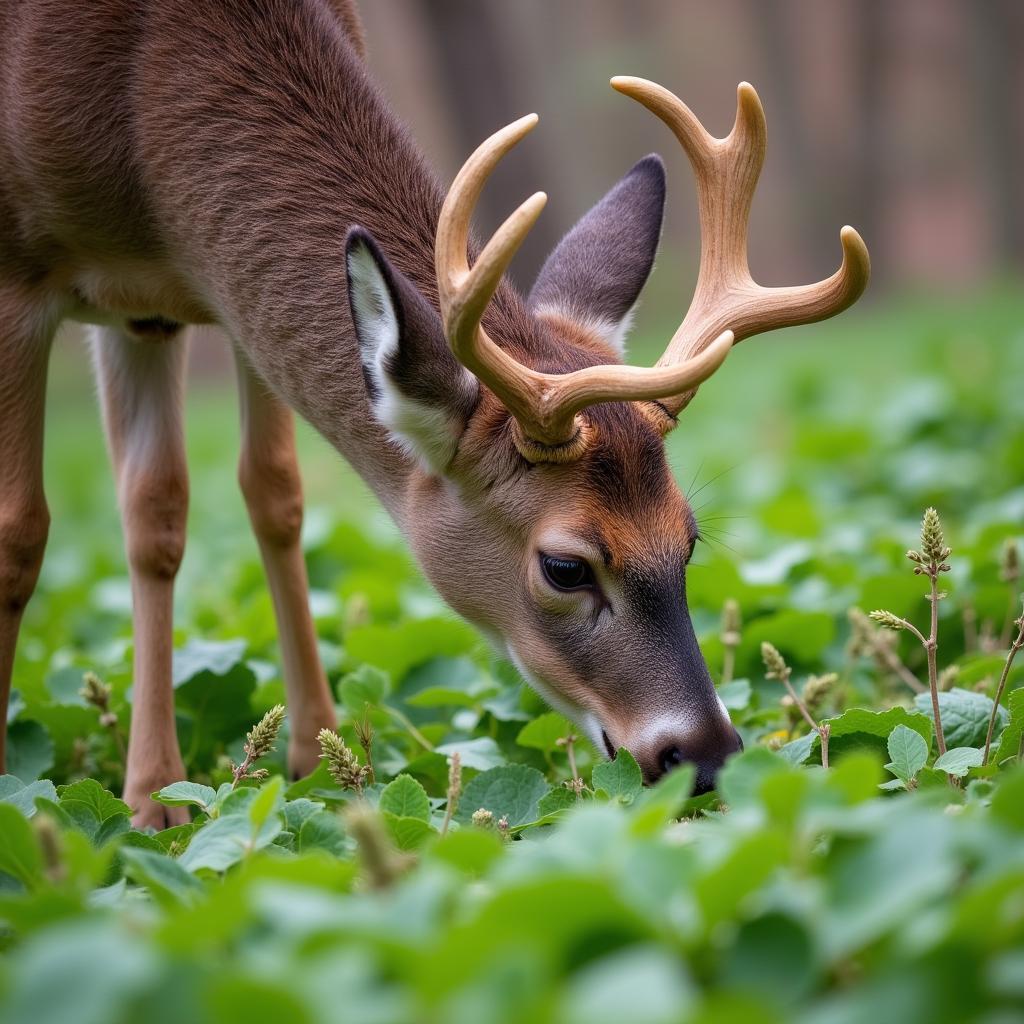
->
2, 289, 1024, 1024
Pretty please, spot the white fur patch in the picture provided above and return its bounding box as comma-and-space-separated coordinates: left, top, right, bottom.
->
534, 301, 635, 357
347, 241, 465, 474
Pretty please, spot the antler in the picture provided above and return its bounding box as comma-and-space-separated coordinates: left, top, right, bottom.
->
610, 77, 870, 415
435, 114, 734, 460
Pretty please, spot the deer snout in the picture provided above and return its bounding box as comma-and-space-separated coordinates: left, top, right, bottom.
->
627, 722, 743, 793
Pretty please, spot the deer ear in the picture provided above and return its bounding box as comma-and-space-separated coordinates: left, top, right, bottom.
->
346, 228, 479, 474
528, 155, 666, 356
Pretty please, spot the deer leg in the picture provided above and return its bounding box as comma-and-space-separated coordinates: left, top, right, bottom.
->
235, 354, 336, 778
0, 287, 55, 775
234, 354, 333, 774
92, 325, 190, 828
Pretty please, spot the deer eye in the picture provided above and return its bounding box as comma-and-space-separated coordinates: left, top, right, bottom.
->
541, 554, 594, 591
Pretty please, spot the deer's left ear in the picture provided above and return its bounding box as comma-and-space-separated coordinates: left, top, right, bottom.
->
528, 154, 666, 355
346, 227, 479, 474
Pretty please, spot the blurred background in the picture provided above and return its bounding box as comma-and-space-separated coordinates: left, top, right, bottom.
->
31, 0, 1024, 684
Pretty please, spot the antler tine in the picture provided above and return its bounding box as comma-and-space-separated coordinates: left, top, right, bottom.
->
611, 76, 870, 415
434, 114, 551, 429
435, 110, 740, 460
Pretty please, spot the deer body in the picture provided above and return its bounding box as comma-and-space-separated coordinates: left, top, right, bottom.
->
0, 0, 868, 825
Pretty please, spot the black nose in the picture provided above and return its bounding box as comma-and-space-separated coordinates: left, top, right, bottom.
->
650, 727, 743, 794
657, 744, 686, 776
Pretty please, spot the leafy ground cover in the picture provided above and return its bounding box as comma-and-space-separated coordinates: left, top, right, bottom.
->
2, 286, 1024, 1023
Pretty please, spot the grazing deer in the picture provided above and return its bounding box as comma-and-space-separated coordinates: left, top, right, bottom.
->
0, 0, 868, 826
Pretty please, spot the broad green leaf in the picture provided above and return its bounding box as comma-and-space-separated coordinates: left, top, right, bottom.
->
516, 712, 575, 753
537, 785, 578, 818
379, 774, 430, 822
815, 706, 932, 763
152, 781, 217, 813
434, 737, 505, 772
4, 719, 54, 783
994, 687, 1024, 764
592, 749, 643, 803
57, 779, 131, 845
0, 803, 42, 888
456, 764, 550, 827
120, 847, 203, 907
178, 811, 282, 873
0, 776, 57, 818
914, 687, 1008, 749
427, 829, 504, 877
248, 776, 285, 832
933, 746, 983, 777
383, 812, 435, 851
717, 678, 752, 711
337, 663, 391, 713
885, 724, 929, 782
296, 810, 347, 856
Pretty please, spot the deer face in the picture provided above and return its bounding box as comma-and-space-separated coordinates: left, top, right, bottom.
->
346, 79, 869, 791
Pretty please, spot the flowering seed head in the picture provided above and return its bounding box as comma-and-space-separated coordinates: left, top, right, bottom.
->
870, 609, 906, 631
245, 705, 285, 761
447, 752, 462, 804
920, 507, 950, 565
802, 673, 837, 709
471, 808, 494, 829
318, 728, 370, 791
80, 672, 112, 711
761, 641, 789, 681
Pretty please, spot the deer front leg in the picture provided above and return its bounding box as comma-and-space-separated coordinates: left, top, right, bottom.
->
92, 326, 190, 828
235, 354, 336, 777
0, 285, 55, 775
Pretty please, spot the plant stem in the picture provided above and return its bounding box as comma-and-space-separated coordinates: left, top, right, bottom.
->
982, 608, 1024, 766
819, 722, 831, 769
384, 706, 433, 751
926, 574, 947, 755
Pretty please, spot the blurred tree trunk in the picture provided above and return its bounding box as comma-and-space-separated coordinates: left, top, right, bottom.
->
751, 0, 834, 280
969, 0, 1022, 270
416, 0, 560, 283
852, 0, 885, 285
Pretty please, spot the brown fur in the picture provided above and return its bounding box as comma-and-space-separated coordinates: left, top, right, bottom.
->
0, 0, 740, 813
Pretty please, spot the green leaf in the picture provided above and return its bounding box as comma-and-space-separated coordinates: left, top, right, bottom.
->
914, 687, 1008, 749
247, 776, 284, 832
933, 746, 983, 777
56, 779, 131, 845
516, 712, 575, 753
994, 687, 1024, 764
885, 724, 929, 782
537, 785, 578, 818
592, 748, 643, 803
0, 776, 57, 818
717, 678, 752, 711
383, 812, 435, 851
295, 810, 347, 855
120, 847, 203, 907
379, 774, 430, 822
0, 803, 42, 888
815, 706, 932, 763
337, 663, 391, 714
4, 719, 55, 782
178, 810, 282, 873
456, 764, 551, 827
434, 737, 505, 772
152, 781, 217, 813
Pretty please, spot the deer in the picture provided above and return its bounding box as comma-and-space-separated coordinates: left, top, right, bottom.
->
0, 0, 869, 827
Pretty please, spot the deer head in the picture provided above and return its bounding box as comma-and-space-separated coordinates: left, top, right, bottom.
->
345, 79, 869, 791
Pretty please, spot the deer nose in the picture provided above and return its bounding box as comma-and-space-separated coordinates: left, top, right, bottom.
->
647, 727, 743, 794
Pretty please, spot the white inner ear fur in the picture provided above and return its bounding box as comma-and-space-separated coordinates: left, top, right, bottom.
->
533, 301, 636, 358
348, 242, 469, 475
